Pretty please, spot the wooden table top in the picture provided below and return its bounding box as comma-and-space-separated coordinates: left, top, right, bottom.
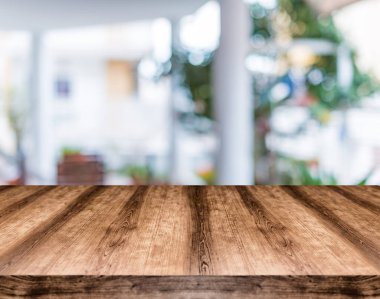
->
0, 185, 379, 298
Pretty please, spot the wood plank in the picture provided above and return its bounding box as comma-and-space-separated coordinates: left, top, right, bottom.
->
245, 186, 378, 274
0, 276, 378, 299
0, 187, 89, 258
2, 186, 138, 275
204, 186, 254, 275
100, 186, 187, 275
0, 186, 104, 273
186, 186, 214, 275
0, 186, 379, 297
0, 186, 52, 213
0, 186, 378, 275
138, 186, 190, 275
281, 186, 380, 269
327, 186, 380, 215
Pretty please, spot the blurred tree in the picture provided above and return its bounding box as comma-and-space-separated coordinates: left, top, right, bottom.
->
178, 0, 379, 184
182, 62, 213, 118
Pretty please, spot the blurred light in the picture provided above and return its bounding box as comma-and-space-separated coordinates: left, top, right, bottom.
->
244, 0, 277, 10
188, 52, 206, 66
308, 69, 324, 85
288, 45, 317, 68
270, 106, 310, 134
334, 0, 380, 80
337, 44, 353, 91
180, 1, 220, 52
245, 54, 278, 75
152, 18, 172, 63
271, 82, 291, 102
138, 57, 160, 79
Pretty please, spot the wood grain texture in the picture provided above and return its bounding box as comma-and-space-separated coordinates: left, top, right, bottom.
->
281, 186, 380, 269
0, 276, 379, 298
0, 186, 379, 298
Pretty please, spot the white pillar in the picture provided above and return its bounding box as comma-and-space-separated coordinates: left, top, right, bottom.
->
168, 20, 181, 184
337, 43, 354, 184
27, 32, 55, 184
213, 0, 254, 185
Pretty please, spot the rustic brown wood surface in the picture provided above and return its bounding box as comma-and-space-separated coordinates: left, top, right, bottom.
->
0, 186, 379, 298
0, 276, 379, 298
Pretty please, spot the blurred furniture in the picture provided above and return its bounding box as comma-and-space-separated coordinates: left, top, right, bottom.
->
57, 154, 104, 185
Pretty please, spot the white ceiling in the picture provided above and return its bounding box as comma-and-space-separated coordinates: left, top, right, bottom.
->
0, 0, 206, 31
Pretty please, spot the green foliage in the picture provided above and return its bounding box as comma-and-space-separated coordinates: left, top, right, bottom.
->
279, 157, 375, 185
181, 0, 379, 122
278, 0, 342, 42
306, 56, 338, 108
305, 55, 380, 111
179, 0, 380, 185
251, 3, 274, 40
61, 147, 81, 157
279, 0, 379, 109
357, 169, 375, 186
197, 168, 215, 185
348, 60, 380, 102
118, 165, 150, 182
182, 62, 213, 119
279, 158, 338, 185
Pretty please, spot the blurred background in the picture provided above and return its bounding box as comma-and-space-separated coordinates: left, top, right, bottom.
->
0, 0, 380, 185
